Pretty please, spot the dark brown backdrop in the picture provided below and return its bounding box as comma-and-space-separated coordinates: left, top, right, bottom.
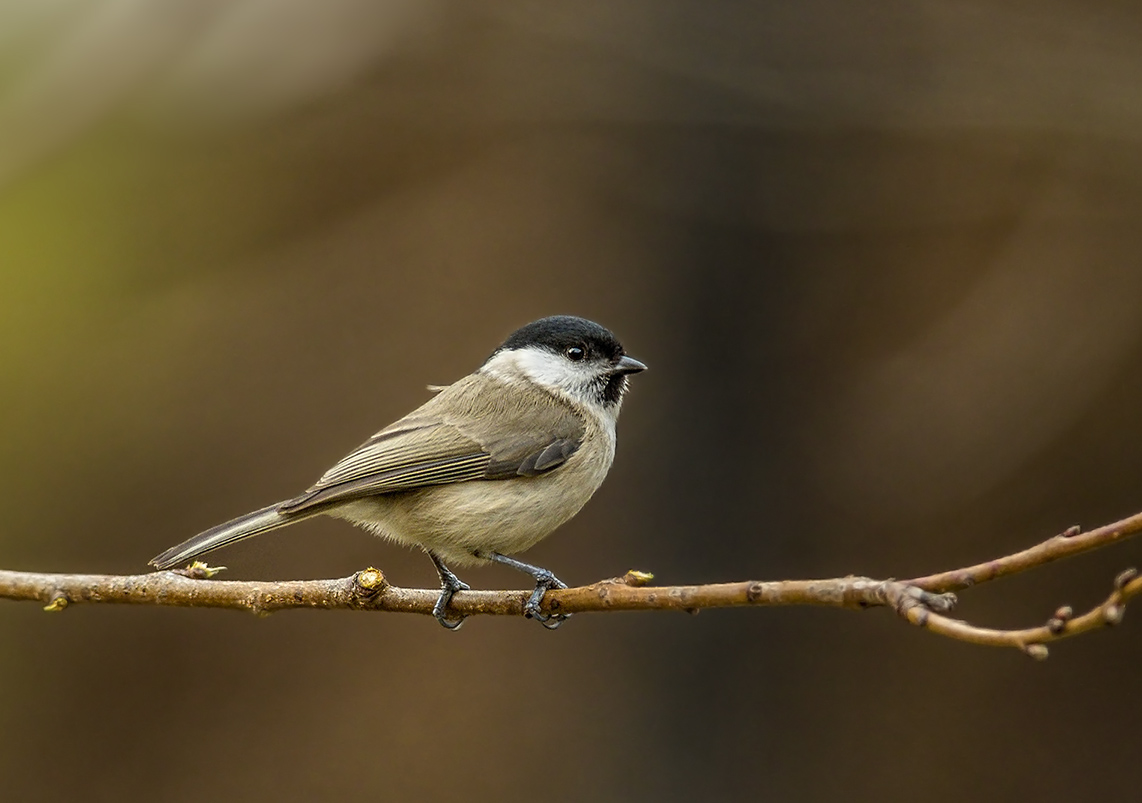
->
2, 3, 1140, 801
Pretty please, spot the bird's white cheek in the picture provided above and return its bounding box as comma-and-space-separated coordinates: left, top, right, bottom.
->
483, 346, 618, 425
484, 348, 586, 391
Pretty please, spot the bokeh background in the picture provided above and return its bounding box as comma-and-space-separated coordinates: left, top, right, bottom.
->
3, 2, 1141, 800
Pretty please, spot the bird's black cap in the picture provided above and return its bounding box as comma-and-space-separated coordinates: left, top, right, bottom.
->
494, 315, 627, 362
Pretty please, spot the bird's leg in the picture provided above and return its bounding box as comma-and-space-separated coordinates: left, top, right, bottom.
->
428, 551, 469, 630
480, 552, 570, 629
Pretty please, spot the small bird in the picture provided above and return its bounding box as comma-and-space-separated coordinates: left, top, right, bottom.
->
150, 315, 646, 629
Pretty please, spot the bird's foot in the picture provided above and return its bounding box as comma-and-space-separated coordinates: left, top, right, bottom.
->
524, 570, 570, 630
429, 552, 470, 630
432, 576, 470, 630
479, 552, 572, 630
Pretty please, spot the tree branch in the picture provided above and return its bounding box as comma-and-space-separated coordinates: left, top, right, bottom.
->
2, 510, 1140, 659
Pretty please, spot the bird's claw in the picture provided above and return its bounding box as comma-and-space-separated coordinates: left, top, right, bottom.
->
435, 612, 466, 630
523, 572, 570, 629
432, 575, 470, 631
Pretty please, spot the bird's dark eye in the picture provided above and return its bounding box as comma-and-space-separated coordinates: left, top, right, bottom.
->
565, 345, 585, 361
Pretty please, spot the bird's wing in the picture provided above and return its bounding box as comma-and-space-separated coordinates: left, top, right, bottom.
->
278, 382, 584, 514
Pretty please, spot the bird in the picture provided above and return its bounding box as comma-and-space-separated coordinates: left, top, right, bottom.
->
149, 315, 646, 629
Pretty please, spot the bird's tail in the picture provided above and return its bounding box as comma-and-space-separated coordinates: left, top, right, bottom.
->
149, 501, 321, 570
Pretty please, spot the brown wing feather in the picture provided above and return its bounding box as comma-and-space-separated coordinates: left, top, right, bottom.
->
278, 374, 586, 514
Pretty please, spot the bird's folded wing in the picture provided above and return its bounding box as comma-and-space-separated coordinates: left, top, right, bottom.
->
278, 419, 581, 513
278, 422, 488, 512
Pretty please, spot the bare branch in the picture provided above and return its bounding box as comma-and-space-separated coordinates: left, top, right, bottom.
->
2, 508, 1141, 659
906, 514, 1142, 592
0, 565, 953, 618
889, 567, 1141, 660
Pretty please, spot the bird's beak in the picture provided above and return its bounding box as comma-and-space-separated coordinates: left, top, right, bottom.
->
613, 355, 648, 375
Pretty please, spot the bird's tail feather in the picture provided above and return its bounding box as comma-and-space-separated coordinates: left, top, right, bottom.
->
149, 501, 320, 570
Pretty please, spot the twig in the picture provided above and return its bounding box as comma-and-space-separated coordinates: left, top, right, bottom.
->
906, 516, 1141, 592
2, 509, 1141, 659
888, 567, 1140, 660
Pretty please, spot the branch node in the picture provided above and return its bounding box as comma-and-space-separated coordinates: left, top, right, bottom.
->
746, 582, 766, 603
176, 561, 227, 579
1113, 567, 1138, 591
620, 569, 655, 587
898, 584, 957, 613
929, 591, 957, 612
1061, 525, 1082, 538
1022, 643, 1050, 661
354, 567, 387, 595
1047, 604, 1074, 634
246, 597, 274, 618
43, 592, 68, 612
882, 581, 960, 635
1103, 603, 1124, 626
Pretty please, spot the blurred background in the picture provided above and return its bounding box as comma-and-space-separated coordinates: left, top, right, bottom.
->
2, 1, 1141, 800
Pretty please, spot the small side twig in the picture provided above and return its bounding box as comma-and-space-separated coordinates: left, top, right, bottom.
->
892, 567, 1142, 660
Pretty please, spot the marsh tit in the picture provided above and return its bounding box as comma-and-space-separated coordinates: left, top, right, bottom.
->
150, 315, 646, 629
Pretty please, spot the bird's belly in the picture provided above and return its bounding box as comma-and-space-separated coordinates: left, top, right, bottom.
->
332, 444, 612, 567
